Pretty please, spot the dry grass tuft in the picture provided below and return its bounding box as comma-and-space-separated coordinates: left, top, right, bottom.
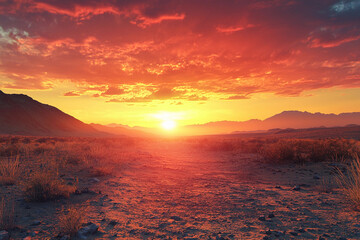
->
316, 177, 333, 193
89, 166, 113, 177
0, 197, 15, 230
336, 155, 360, 210
23, 171, 76, 202
59, 207, 84, 237
0, 155, 20, 186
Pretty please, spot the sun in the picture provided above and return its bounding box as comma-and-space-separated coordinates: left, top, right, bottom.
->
161, 120, 176, 130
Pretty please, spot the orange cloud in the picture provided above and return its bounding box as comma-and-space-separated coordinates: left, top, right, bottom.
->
0, 0, 360, 102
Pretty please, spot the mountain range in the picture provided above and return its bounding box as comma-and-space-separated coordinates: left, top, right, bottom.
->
1, 90, 360, 137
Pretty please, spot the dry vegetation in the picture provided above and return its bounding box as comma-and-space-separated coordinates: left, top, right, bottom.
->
23, 171, 76, 202
0, 155, 20, 185
336, 155, 360, 209
0, 136, 134, 202
192, 137, 360, 163
59, 206, 84, 237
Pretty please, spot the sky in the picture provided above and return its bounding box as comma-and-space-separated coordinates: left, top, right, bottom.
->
0, 0, 360, 128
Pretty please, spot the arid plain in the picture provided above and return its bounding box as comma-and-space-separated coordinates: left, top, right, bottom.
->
1, 134, 360, 240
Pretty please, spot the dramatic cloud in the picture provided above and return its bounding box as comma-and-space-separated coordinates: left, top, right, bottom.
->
0, 0, 359, 102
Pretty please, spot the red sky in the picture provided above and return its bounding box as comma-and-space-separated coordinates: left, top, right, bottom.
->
0, 0, 360, 127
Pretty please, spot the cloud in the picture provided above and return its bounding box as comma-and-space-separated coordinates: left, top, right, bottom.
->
64, 91, 80, 96
225, 95, 249, 100
0, 0, 360, 100
216, 24, 255, 33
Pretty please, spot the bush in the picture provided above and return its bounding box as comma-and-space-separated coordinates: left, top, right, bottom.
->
336, 155, 360, 210
59, 207, 84, 236
23, 171, 76, 202
259, 139, 360, 163
0, 156, 20, 186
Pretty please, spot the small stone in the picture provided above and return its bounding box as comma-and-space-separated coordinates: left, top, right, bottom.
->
265, 230, 272, 235
0, 231, 9, 240
313, 175, 321, 180
170, 216, 182, 221
339, 238, 347, 240
318, 237, 325, 240
275, 185, 281, 189
25, 205, 31, 209
60, 236, 70, 240
297, 228, 306, 233
293, 185, 301, 191
290, 231, 298, 236
77, 223, 99, 239
89, 178, 100, 183
30, 220, 41, 226
268, 213, 275, 218
258, 216, 266, 221
109, 220, 118, 226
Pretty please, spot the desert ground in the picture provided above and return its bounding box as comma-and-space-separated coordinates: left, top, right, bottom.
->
1, 136, 360, 239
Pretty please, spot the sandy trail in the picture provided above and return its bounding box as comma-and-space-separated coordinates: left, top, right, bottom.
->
5, 139, 360, 239
81, 140, 360, 239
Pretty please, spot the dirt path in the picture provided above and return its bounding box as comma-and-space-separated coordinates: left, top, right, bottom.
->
80, 140, 360, 239
5, 139, 360, 239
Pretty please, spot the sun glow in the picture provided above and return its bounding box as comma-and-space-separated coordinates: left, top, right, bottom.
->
161, 120, 176, 130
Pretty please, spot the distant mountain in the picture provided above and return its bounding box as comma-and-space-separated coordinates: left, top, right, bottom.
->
90, 123, 153, 138
2, 90, 360, 137
0, 90, 106, 137
180, 111, 360, 135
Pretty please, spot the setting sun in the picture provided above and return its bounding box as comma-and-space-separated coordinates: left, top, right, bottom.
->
161, 120, 176, 130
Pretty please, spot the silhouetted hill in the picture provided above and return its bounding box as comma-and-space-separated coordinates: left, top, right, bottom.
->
90, 123, 153, 138
180, 111, 360, 135
0, 90, 106, 137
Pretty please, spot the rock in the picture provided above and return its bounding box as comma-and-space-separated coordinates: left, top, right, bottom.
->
318, 237, 325, 240
313, 175, 321, 180
77, 223, 99, 239
258, 216, 266, 221
339, 238, 347, 240
289, 231, 298, 236
89, 178, 100, 183
265, 230, 272, 235
275, 185, 281, 189
297, 228, 306, 233
293, 185, 301, 191
170, 216, 182, 221
0, 231, 9, 240
268, 213, 275, 218
30, 220, 41, 226
109, 220, 118, 226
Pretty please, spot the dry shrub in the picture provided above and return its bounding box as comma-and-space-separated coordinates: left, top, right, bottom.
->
59, 207, 84, 236
23, 171, 76, 202
259, 139, 359, 163
336, 155, 360, 210
0, 197, 15, 230
0, 156, 20, 186
89, 166, 112, 177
